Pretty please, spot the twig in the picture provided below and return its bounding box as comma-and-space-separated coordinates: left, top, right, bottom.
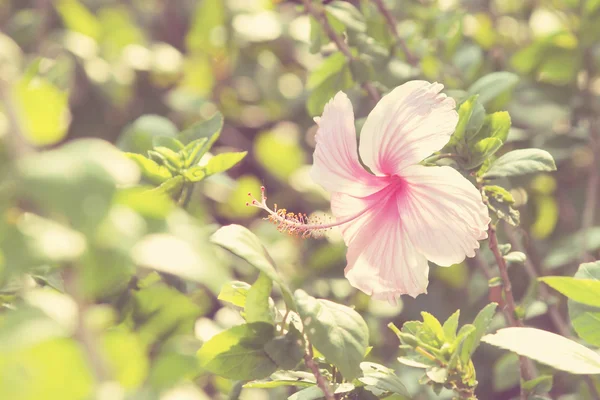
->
301, 0, 381, 103
228, 381, 244, 400
304, 343, 335, 400
487, 224, 535, 399
372, 0, 418, 66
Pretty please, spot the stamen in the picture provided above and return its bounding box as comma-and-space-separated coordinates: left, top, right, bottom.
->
246, 186, 369, 238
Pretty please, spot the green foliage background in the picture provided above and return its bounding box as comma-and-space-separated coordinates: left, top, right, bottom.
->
0, 0, 599, 399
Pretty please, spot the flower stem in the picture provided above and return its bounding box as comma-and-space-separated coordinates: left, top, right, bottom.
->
300, 0, 380, 103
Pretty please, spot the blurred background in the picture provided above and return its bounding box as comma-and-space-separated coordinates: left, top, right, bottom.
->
0, 0, 599, 399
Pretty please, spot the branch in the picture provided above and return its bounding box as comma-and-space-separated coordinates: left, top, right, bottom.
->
301, 0, 381, 103
372, 0, 418, 66
487, 224, 536, 399
304, 343, 335, 400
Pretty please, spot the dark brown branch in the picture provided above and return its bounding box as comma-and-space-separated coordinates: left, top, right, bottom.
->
372, 0, 418, 66
301, 0, 381, 103
487, 224, 535, 399
304, 343, 335, 400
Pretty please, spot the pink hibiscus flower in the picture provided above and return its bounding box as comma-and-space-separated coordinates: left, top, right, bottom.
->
250, 81, 490, 303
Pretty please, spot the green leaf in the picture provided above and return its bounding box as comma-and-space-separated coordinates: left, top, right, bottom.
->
446, 95, 480, 148
483, 185, 520, 226
125, 153, 172, 185
55, 0, 101, 39
460, 303, 497, 364
218, 281, 251, 308
0, 338, 93, 400
13, 77, 70, 146
288, 386, 326, 400
203, 151, 247, 176
307, 62, 353, 116
539, 276, 600, 308
522, 374, 553, 395
482, 327, 600, 374
264, 325, 304, 370
544, 228, 600, 269
421, 312, 445, 343
442, 310, 460, 342
102, 330, 148, 389
569, 261, 600, 347
294, 290, 369, 379
309, 15, 326, 54
197, 322, 277, 380
325, 1, 367, 32
467, 71, 519, 108
504, 251, 526, 264
211, 225, 296, 311
152, 136, 185, 152
17, 139, 136, 235
245, 273, 274, 324
473, 111, 511, 144
358, 362, 409, 397
132, 233, 214, 284
153, 146, 184, 170
483, 149, 557, 179
184, 138, 209, 167
426, 367, 448, 383
465, 137, 503, 169
178, 112, 224, 147
149, 176, 184, 197
244, 371, 315, 388
117, 115, 178, 154
307, 52, 347, 90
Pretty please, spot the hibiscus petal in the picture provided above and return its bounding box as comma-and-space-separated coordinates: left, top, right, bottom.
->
330, 177, 394, 245
343, 198, 430, 303
399, 165, 490, 267
310, 92, 379, 197
358, 81, 458, 176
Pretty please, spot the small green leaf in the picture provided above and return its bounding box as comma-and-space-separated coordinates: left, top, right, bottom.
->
294, 290, 369, 379
307, 63, 353, 116
569, 261, 600, 347
211, 225, 296, 311
244, 371, 315, 389
152, 136, 185, 152
307, 53, 347, 90
197, 322, 277, 380
178, 112, 224, 146
153, 146, 183, 170
325, 1, 367, 32
465, 137, 503, 169
218, 281, 251, 308
460, 303, 497, 364
522, 374, 553, 394
539, 276, 600, 308
184, 138, 209, 167
358, 362, 409, 396
149, 176, 184, 197
245, 273, 274, 324
484, 111, 511, 142
309, 15, 326, 54
264, 325, 304, 370
125, 153, 172, 185
504, 251, 526, 264
117, 115, 178, 154
467, 71, 519, 107
446, 95, 479, 148
482, 327, 600, 374
426, 367, 448, 383
421, 312, 445, 343
203, 151, 247, 176
483, 149, 557, 179
13, 77, 71, 146
442, 310, 460, 342
484, 185, 520, 226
